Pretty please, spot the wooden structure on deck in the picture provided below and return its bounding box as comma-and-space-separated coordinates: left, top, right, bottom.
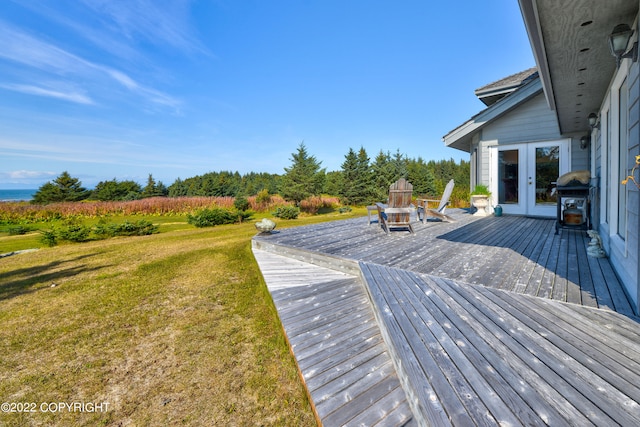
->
252, 211, 640, 426
416, 178, 455, 224
377, 178, 414, 234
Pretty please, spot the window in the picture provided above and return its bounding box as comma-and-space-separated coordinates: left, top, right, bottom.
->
618, 78, 628, 239
498, 149, 519, 204
605, 110, 611, 224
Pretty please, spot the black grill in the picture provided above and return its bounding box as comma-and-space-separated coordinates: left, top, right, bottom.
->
555, 181, 590, 234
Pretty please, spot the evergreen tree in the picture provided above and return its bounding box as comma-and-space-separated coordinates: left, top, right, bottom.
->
407, 157, 436, 196
453, 159, 471, 191
156, 181, 168, 197
32, 171, 90, 204
92, 179, 142, 201
340, 148, 359, 204
118, 180, 143, 199
390, 149, 408, 180
340, 146, 372, 205
142, 174, 166, 198
91, 179, 119, 201
280, 142, 325, 205
215, 171, 241, 197
323, 171, 343, 196
371, 151, 395, 201
427, 158, 470, 195
168, 178, 188, 197
355, 147, 373, 203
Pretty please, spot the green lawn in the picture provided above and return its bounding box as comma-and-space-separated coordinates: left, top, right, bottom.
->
0, 209, 364, 426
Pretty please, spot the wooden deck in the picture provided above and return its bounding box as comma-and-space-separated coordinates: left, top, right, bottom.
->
253, 249, 416, 426
252, 211, 640, 426
254, 211, 635, 316
361, 262, 640, 426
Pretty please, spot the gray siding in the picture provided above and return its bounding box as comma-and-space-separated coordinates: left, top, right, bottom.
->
601, 38, 640, 313
592, 131, 602, 231
482, 93, 560, 143
571, 137, 590, 171
614, 58, 640, 311
476, 93, 564, 187
632, 59, 640, 312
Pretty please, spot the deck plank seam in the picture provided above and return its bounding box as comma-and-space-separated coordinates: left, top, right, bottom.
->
421, 273, 611, 425
397, 268, 564, 425
454, 278, 637, 426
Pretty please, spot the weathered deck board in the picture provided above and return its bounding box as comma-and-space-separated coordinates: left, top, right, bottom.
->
426, 274, 596, 425
574, 228, 599, 307
252, 249, 415, 426
477, 291, 639, 425
252, 213, 640, 426
360, 262, 640, 426
598, 257, 635, 315
254, 212, 634, 312
395, 269, 552, 426
359, 262, 454, 427
488, 290, 640, 405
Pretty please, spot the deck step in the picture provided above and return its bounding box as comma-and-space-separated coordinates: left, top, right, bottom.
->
253, 249, 416, 426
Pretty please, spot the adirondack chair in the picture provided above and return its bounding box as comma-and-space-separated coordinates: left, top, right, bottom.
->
376, 178, 414, 234
416, 179, 456, 224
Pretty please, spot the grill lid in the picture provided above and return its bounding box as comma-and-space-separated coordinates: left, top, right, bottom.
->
557, 170, 590, 187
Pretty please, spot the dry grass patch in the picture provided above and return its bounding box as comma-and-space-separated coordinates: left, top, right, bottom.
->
0, 217, 350, 426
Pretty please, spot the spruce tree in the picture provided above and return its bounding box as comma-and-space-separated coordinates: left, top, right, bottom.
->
92, 179, 142, 201
340, 148, 359, 204
390, 149, 408, 180
323, 171, 343, 196
371, 151, 394, 201
355, 147, 373, 204
32, 171, 90, 204
280, 142, 325, 205
341, 146, 372, 205
142, 174, 167, 198
408, 157, 436, 196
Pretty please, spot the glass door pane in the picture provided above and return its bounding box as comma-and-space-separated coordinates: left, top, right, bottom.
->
498, 149, 519, 204
534, 146, 560, 205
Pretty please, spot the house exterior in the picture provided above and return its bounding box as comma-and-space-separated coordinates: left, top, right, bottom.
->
444, 68, 590, 218
444, 0, 640, 313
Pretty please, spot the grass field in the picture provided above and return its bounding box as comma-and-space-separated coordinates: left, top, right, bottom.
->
0, 208, 364, 426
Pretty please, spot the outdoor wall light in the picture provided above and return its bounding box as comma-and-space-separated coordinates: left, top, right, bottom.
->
609, 23, 638, 67
588, 112, 599, 129
580, 135, 590, 150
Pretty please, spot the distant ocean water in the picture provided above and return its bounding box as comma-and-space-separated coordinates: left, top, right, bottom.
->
0, 189, 37, 202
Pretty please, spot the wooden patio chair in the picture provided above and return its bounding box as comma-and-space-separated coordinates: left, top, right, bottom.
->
416, 179, 456, 224
376, 178, 414, 234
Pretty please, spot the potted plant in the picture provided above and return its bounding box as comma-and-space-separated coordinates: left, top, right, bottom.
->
470, 184, 492, 216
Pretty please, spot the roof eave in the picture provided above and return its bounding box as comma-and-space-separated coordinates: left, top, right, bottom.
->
443, 78, 543, 153
518, 0, 557, 113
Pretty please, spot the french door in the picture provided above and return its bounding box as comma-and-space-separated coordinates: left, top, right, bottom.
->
491, 140, 570, 217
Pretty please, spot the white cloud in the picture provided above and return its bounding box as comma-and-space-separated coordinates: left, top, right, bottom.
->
0, 83, 94, 105
0, 170, 57, 187
79, 0, 210, 55
105, 69, 139, 91
101, 67, 182, 109
0, 19, 181, 109
0, 20, 93, 74
3, 170, 56, 180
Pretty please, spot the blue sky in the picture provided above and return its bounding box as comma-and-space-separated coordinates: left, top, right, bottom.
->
0, 0, 534, 189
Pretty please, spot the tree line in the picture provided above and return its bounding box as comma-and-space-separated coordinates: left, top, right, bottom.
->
31, 143, 470, 206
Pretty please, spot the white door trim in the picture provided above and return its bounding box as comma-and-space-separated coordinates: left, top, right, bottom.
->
490, 139, 571, 217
